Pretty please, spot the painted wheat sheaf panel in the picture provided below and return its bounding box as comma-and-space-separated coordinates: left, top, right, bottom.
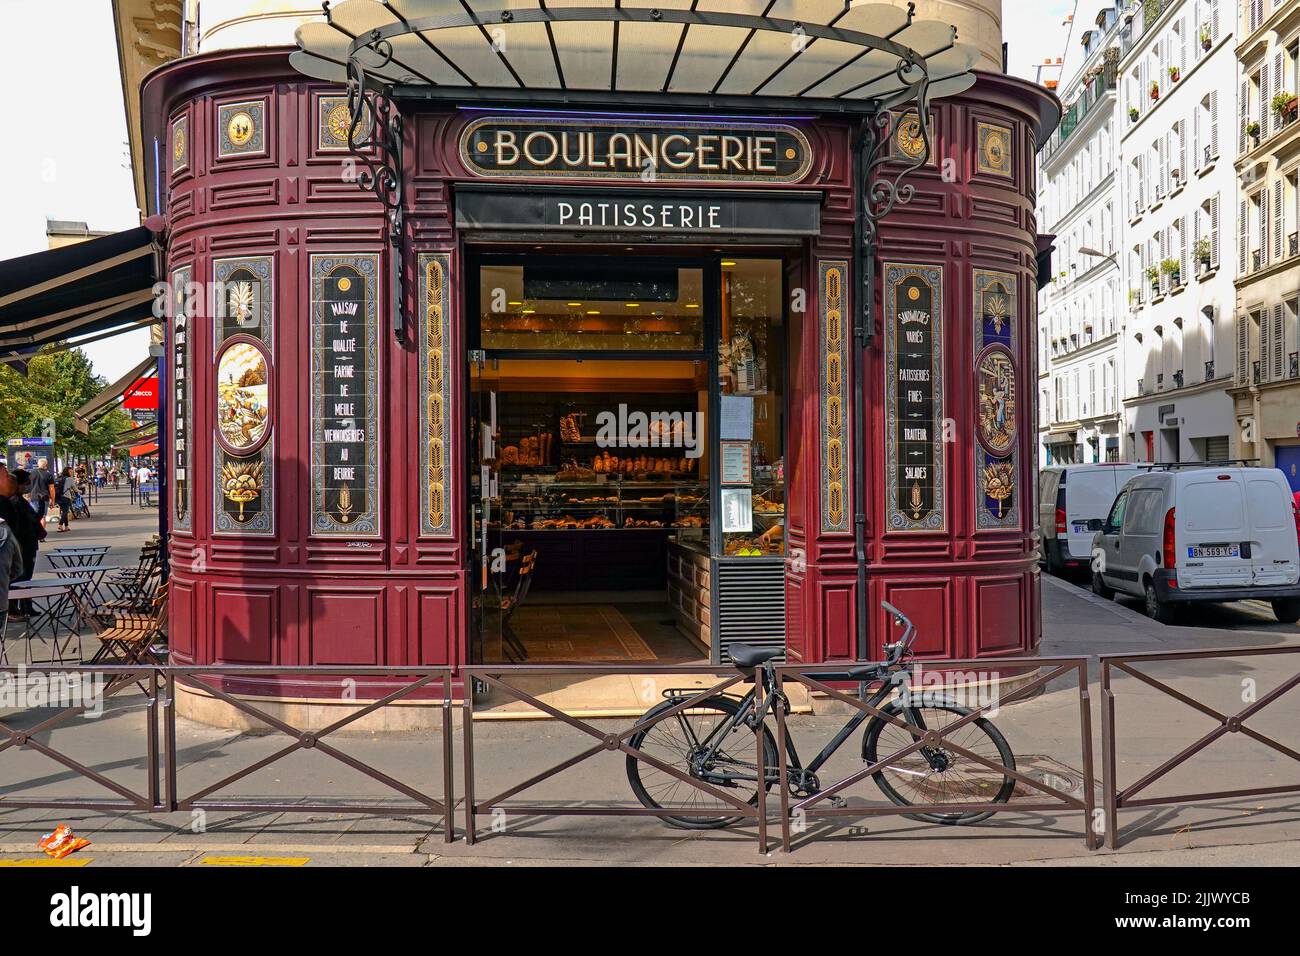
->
819, 260, 850, 534
974, 269, 1019, 530
419, 253, 453, 538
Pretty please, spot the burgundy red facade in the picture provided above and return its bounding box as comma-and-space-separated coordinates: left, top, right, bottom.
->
142, 48, 1056, 696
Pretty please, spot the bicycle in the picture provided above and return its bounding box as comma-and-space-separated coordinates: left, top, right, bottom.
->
627, 601, 1017, 829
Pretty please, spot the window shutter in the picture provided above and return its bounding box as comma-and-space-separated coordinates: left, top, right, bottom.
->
1210, 195, 1220, 267
1239, 79, 1249, 153
1273, 303, 1286, 379
1180, 216, 1189, 282
1210, 0, 1220, 42
1193, 105, 1201, 167
1179, 121, 1186, 180
1261, 187, 1270, 265
1236, 314, 1249, 384
1274, 181, 1284, 262
1209, 90, 1218, 158
1239, 198, 1248, 274
1261, 67, 1270, 138
1259, 309, 1271, 381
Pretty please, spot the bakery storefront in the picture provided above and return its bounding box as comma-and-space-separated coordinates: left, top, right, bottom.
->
141, 2, 1057, 716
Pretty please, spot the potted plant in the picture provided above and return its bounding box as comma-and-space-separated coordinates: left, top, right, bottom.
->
1194, 237, 1211, 268
1128, 288, 1141, 306
1168, 66, 1180, 83
1199, 24, 1212, 51
1150, 81, 1160, 101
1272, 91, 1297, 123
1145, 264, 1160, 292
1246, 119, 1260, 143
1160, 257, 1181, 286
1129, 106, 1140, 122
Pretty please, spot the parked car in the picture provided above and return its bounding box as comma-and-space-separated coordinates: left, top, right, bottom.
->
1037, 464, 1147, 575
1088, 466, 1300, 623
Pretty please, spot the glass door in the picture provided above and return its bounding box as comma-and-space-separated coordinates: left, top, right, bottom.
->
468, 354, 509, 663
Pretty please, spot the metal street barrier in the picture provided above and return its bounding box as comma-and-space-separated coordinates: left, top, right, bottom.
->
773, 657, 1099, 852
461, 664, 772, 851
1100, 645, 1300, 849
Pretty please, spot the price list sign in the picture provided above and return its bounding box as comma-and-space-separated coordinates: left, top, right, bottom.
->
310, 254, 380, 536
884, 263, 945, 533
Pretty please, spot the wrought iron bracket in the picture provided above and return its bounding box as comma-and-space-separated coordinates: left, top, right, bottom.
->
341, 21, 408, 345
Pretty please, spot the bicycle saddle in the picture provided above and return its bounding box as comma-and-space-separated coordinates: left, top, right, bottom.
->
728, 644, 783, 671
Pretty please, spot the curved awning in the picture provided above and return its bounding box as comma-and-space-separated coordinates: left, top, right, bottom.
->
291, 1, 979, 112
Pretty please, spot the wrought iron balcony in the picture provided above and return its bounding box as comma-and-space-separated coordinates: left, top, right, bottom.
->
1291, 352, 1299, 379
1172, 369, 1183, 388
1290, 232, 1298, 258
1253, 360, 1261, 384
1156, 372, 1165, 389
1205, 359, 1215, 380
1252, 250, 1262, 272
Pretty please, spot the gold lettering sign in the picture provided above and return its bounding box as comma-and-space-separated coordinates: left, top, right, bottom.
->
460, 117, 812, 184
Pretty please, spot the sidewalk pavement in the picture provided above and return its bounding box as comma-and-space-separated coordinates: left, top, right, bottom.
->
1, 501, 1297, 866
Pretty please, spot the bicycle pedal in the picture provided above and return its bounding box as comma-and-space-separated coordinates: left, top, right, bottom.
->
828, 796, 848, 809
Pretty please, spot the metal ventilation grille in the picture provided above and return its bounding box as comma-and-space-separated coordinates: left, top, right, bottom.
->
716, 561, 786, 664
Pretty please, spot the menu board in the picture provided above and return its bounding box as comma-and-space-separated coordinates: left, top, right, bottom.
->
310, 254, 380, 536
884, 263, 945, 533
171, 265, 192, 531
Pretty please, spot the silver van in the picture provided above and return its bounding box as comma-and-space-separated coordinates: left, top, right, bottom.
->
1088, 466, 1300, 623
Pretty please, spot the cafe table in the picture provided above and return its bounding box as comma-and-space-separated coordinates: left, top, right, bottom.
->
3, 584, 81, 664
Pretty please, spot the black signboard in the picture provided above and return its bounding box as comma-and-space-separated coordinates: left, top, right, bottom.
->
455, 185, 821, 236
885, 263, 945, 533
311, 255, 380, 536
460, 116, 812, 183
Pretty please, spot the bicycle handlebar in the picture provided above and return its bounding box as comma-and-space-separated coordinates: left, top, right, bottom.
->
880, 601, 917, 665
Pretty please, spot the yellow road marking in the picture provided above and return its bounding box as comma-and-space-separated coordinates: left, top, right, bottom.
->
0, 858, 91, 867
198, 855, 309, 867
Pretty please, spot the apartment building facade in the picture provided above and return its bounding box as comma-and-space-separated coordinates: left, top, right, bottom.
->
1231, 0, 1300, 496
1037, 4, 1126, 467
1119, 0, 1238, 464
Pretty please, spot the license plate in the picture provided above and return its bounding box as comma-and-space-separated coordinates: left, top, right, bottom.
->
1189, 545, 1239, 559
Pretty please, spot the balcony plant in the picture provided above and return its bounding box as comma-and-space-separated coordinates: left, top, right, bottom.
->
1246, 119, 1260, 143
1160, 257, 1181, 286
1145, 264, 1160, 292
1271, 91, 1297, 123
1194, 237, 1211, 268
1149, 81, 1160, 101
1129, 106, 1140, 122
1199, 24, 1212, 51
1168, 66, 1180, 83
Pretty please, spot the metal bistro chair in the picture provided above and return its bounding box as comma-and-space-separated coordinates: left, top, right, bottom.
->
102, 542, 162, 610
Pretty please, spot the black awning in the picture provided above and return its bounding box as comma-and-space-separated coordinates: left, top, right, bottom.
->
0, 223, 162, 362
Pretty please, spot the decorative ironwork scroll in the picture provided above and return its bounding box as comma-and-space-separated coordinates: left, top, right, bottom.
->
170, 265, 192, 532
819, 260, 850, 534
212, 255, 274, 536
330, 7, 406, 344
884, 262, 945, 533
311, 254, 381, 537
419, 253, 452, 538
974, 270, 1019, 529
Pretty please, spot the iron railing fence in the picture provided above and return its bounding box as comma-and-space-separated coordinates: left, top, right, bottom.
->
771, 658, 1098, 852
1100, 645, 1300, 849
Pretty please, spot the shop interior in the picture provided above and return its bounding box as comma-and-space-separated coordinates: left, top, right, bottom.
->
470, 253, 787, 665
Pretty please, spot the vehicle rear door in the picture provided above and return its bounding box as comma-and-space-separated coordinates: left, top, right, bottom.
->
1178, 475, 1253, 588
1244, 473, 1300, 586
1064, 469, 1124, 561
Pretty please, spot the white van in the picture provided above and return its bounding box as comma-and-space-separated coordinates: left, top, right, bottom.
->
1038, 464, 1147, 575
1089, 466, 1300, 623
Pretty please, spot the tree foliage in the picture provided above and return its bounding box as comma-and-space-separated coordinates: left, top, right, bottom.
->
0, 346, 138, 462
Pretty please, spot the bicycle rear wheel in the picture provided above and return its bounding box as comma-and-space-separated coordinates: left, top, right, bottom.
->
862, 699, 1016, 825
627, 695, 777, 830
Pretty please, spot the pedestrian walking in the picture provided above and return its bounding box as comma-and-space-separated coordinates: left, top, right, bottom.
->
29, 457, 55, 526
55, 466, 76, 532
0, 513, 22, 635
137, 463, 153, 506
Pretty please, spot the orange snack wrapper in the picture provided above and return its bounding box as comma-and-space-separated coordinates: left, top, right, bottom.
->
37, 824, 91, 859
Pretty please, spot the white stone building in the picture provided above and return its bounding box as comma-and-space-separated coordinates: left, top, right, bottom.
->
1118, 0, 1239, 463
1036, 2, 1127, 466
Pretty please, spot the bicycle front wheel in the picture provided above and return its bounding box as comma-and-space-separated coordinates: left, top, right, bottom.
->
862, 699, 1016, 825
627, 695, 777, 830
